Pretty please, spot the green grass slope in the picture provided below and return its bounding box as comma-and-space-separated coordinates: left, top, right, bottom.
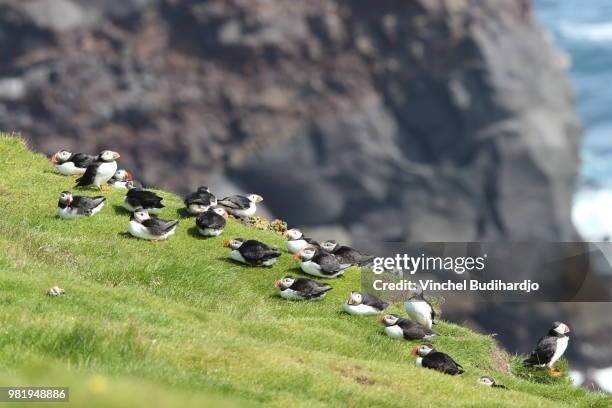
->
0, 134, 609, 407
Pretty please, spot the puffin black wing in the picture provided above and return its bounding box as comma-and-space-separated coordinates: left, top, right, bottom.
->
523, 336, 557, 366
126, 189, 165, 209
313, 252, 352, 274
398, 319, 435, 340
72, 196, 106, 215
423, 352, 463, 375
185, 190, 216, 206
333, 246, 373, 265
290, 278, 332, 299
70, 153, 96, 168
142, 218, 179, 236
196, 211, 226, 229
361, 293, 389, 310
75, 162, 101, 187
239, 240, 281, 262
219, 195, 251, 210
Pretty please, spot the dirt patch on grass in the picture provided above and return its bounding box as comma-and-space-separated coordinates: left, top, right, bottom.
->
332, 365, 377, 386
491, 347, 511, 374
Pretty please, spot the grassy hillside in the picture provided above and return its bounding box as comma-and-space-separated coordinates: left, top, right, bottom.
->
0, 134, 609, 407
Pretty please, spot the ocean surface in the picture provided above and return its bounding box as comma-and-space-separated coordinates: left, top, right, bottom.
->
534, 0, 612, 240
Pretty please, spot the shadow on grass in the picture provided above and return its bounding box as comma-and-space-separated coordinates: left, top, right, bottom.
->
176, 208, 192, 218
113, 204, 131, 216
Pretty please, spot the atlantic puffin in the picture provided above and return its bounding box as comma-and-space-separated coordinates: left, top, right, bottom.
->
75, 150, 120, 190
284, 228, 320, 254
412, 344, 464, 375
478, 376, 507, 389
343, 291, 389, 315
57, 191, 106, 219
320, 240, 373, 266
123, 188, 165, 214
218, 194, 263, 217
293, 246, 352, 278
195, 207, 228, 237
50, 149, 95, 175
379, 314, 437, 340
128, 208, 178, 241
274, 275, 332, 301
184, 186, 217, 215
404, 289, 437, 329
224, 238, 281, 266
523, 321, 570, 377
108, 169, 133, 189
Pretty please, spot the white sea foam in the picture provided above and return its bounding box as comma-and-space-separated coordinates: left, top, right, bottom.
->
572, 189, 612, 240
559, 21, 612, 42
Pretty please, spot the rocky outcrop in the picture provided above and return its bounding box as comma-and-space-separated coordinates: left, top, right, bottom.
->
0, 0, 580, 243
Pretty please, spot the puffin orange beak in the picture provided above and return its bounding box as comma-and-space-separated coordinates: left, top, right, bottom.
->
50, 153, 58, 163
347, 299, 353, 305
411, 347, 418, 356
222, 210, 229, 218
126, 172, 133, 181
112, 151, 121, 160
274, 280, 280, 288
223, 240, 230, 248
377, 316, 384, 323
292, 253, 301, 260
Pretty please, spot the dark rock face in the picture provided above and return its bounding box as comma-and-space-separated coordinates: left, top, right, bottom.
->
2, 0, 605, 376
0, 0, 580, 245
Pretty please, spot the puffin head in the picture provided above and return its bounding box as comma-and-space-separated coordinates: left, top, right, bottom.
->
58, 191, 73, 206
284, 228, 303, 240
197, 186, 210, 193
478, 376, 495, 387
552, 321, 570, 335
275, 275, 295, 290
98, 150, 120, 162
346, 291, 363, 306
224, 238, 244, 249
412, 344, 435, 357
51, 150, 71, 164
213, 207, 228, 218
293, 246, 316, 261
132, 208, 151, 223
321, 240, 339, 252
113, 169, 133, 182
247, 194, 264, 204
377, 314, 399, 326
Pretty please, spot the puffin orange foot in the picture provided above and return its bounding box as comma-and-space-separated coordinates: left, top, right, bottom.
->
547, 367, 562, 377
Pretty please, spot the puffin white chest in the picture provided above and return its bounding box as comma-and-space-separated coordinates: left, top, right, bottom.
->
549, 336, 569, 367
94, 161, 117, 186
58, 206, 79, 219
198, 227, 223, 237
300, 260, 324, 277
56, 162, 85, 176
287, 239, 308, 254
230, 250, 247, 264
343, 303, 381, 316
384, 325, 404, 339
405, 300, 433, 328
280, 289, 302, 300
230, 203, 256, 217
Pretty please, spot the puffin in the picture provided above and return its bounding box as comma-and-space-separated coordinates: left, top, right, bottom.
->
184, 186, 217, 215
284, 228, 320, 254
50, 149, 95, 175
195, 207, 228, 237
108, 169, 134, 189
224, 238, 281, 266
412, 344, 464, 375
274, 275, 332, 301
320, 240, 373, 266
523, 321, 570, 377
218, 194, 263, 217
478, 376, 507, 389
378, 314, 437, 340
404, 289, 437, 329
293, 246, 352, 278
75, 150, 120, 190
128, 208, 178, 241
57, 191, 106, 219
123, 188, 165, 214
342, 291, 389, 315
